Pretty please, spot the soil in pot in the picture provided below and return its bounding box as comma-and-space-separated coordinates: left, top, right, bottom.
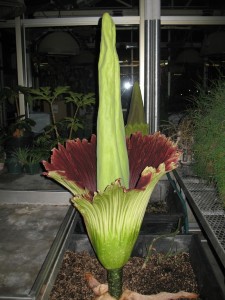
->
49, 251, 199, 299
146, 200, 168, 214
49, 246, 199, 299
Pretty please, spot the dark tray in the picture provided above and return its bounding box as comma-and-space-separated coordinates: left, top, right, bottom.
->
141, 185, 186, 234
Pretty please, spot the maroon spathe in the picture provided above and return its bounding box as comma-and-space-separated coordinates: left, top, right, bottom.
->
43, 132, 181, 194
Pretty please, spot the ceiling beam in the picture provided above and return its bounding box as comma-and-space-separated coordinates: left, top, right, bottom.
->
1, 14, 225, 29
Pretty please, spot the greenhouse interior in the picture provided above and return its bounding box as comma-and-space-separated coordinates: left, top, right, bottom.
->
0, 1, 225, 299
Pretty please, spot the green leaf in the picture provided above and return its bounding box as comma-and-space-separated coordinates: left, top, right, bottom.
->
53, 86, 70, 99
65, 92, 95, 107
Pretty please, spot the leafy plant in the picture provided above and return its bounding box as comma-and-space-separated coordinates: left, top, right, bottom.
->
8, 116, 36, 137
191, 79, 225, 203
11, 147, 30, 165
25, 149, 45, 165
0, 86, 36, 138
64, 92, 95, 139
22, 86, 95, 145
23, 86, 70, 141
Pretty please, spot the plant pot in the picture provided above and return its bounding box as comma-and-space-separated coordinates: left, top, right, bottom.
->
24, 163, 41, 175
64, 233, 225, 300
6, 159, 23, 174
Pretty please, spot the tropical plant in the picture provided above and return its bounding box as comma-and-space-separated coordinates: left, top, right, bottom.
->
42, 13, 197, 300
64, 92, 95, 139
22, 86, 95, 145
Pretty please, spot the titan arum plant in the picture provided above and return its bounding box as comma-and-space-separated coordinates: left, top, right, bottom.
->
125, 81, 149, 137
43, 13, 198, 300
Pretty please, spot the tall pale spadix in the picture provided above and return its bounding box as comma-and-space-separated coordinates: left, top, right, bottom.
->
97, 12, 129, 191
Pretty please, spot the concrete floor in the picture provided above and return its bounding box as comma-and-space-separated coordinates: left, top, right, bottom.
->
0, 170, 74, 299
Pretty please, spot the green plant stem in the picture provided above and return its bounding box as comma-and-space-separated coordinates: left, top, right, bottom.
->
49, 102, 60, 141
107, 268, 123, 299
69, 105, 80, 139
142, 218, 181, 269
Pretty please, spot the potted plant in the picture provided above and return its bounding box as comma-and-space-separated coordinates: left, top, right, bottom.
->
41, 13, 198, 300
5, 147, 29, 174
4, 116, 36, 155
22, 148, 44, 175
0, 86, 36, 157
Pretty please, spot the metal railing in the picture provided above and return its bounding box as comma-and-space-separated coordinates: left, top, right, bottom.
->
173, 166, 225, 269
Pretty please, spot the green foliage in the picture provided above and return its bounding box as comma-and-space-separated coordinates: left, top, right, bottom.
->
191, 79, 225, 204
23, 86, 95, 146
8, 116, 36, 137
10, 147, 30, 165
26, 148, 46, 165
10, 146, 46, 165
0, 86, 36, 137
65, 92, 95, 139
22, 86, 70, 105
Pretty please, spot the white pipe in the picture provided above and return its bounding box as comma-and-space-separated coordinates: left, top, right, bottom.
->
15, 16, 25, 116
139, 0, 145, 100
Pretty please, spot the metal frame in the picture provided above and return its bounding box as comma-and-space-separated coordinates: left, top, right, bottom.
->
167, 172, 189, 233
173, 167, 225, 270
30, 206, 79, 300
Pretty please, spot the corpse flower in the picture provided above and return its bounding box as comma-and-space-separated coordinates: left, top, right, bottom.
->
43, 13, 182, 300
